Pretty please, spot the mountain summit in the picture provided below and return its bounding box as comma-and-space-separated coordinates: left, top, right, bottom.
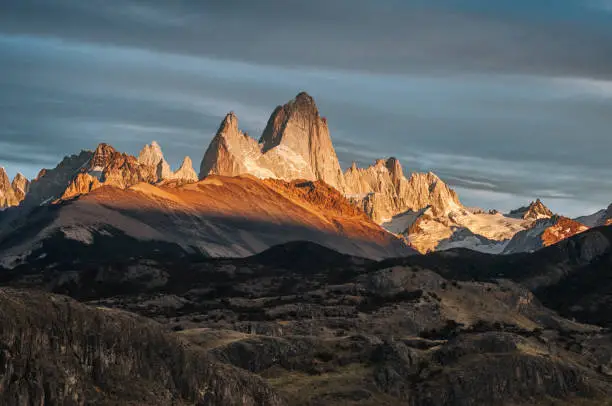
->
199, 92, 346, 192
509, 199, 554, 220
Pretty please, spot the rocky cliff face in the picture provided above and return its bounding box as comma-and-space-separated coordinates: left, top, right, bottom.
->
168, 156, 198, 183
0, 288, 286, 406
345, 158, 462, 223
21, 151, 93, 208
138, 140, 172, 180
0, 168, 27, 209
10, 173, 30, 202
509, 199, 554, 220
199, 93, 346, 192
62, 143, 158, 199
259, 92, 346, 192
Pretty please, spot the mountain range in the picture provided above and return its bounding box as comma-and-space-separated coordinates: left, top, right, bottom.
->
1, 92, 607, 259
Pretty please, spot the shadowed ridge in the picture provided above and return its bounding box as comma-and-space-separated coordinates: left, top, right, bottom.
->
247, 240, 373, 271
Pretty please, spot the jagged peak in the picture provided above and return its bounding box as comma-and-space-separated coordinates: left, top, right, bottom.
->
139, 140, 163, 157
89, 143, 121, 171
138, 141, 169, 180
11, 173, 29, 193
171, 156, 198, 182
180, 156, 193, 167
259, 92, 323, 151
407, 171, 441, 184
217, 111, 240, 135
0, 167, 9, 191
93, 143, 117, 155
385, 157, 403, 176
35, 168, 47, 181
292, 91, 318, 111
509, 198, 553, 220
12, 172, 27, 181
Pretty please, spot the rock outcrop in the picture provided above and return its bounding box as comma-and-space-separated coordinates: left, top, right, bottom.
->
10, 173, 30, 201
61, 172, 102, 199
21, 151, 93, 208
344, 159, 462, 223
62, 143, 158, 199
138, 140, 172, 181
508, 199, 554, 220
0, 168, 26, 209
199, 93, 346, 192
169, 156, 198, 183
0, 288, 286, 406
259, 92, 346, 192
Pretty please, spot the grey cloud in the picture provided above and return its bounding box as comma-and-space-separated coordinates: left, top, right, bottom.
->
2, 0, 612, 78
1, 1, 612, 217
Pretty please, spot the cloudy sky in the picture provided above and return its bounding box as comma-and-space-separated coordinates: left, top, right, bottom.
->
1, 0, 612, 216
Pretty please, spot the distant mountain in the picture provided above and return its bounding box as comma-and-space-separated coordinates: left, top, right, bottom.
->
344, 159, 461, 223
503, 216, 589, 254
576, 203, 612, 227
508, 199, 554, 220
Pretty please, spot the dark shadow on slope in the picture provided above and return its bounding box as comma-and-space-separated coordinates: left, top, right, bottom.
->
0, 195, 413, 265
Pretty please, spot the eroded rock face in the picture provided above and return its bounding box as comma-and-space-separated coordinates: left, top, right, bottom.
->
10, 173, 30, 202
344, 159, 462, 223
138, 141, 172, 181
0, 288, 286, 406
0, 168, 20, 209
170, 156, 198, 183
22, 151, 93, 207
509, 199, 554, 220
62, 143, 158, 199
259, 92, 346, 192
61, 172, 102, 199
199, 93, 346, 192
0, 169, 31, 209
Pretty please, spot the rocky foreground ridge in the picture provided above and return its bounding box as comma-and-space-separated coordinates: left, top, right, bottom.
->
3, 231, 612, 405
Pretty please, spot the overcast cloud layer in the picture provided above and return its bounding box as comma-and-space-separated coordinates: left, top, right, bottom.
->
1, 0, 612, 216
